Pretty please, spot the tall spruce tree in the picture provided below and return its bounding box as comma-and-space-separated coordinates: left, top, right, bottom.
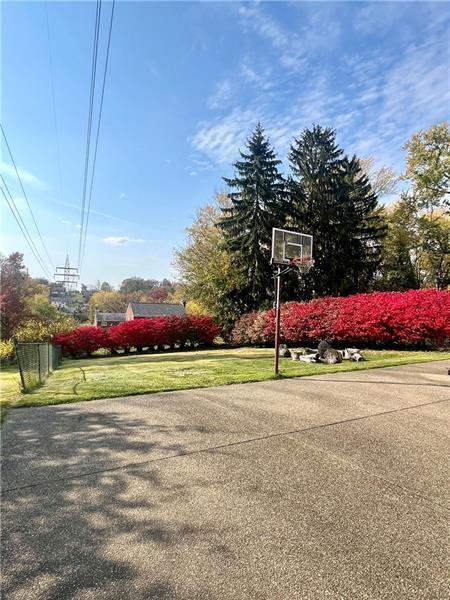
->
288, 125, 386, 296
220, 123, 286, 310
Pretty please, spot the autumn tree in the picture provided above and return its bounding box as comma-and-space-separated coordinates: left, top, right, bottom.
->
120, 277, 158, 294
174, 195, 243, 327
418, 210, 449, 289
88, 290, 129, 322
358, 157, 398, 198
0, 252, 30, 338
403, 122, 450, 211
380, 195, 449, 291
378, 195, 420, 290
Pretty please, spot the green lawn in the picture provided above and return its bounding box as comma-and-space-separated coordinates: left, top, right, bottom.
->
1, 347, 448, 415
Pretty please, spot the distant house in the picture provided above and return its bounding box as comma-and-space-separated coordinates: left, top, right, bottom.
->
125, 302, 186, 321
94, 311, 126, 328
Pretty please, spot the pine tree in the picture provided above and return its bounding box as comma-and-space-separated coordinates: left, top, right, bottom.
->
220, 123, 286, 310
288, 125, 386, 297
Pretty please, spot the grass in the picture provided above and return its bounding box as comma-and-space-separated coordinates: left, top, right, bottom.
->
1, 347, 448, 416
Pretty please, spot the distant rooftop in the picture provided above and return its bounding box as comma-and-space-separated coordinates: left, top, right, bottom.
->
95, 312, 125, 322
128, 302, 186, 317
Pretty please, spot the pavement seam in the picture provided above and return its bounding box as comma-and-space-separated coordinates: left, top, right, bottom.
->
2, 396, 449, 496
300, 379, 450, 388
285, 435, 450, 511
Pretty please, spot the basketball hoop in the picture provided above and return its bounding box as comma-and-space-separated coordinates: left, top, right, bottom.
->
290, 256, 315, 274
271, 227, 314, 376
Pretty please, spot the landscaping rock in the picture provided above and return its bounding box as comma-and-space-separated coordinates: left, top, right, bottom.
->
317, 340, 332, 358
320, 348, 343, 364
279, 344, 291, 358
299, 353, 319, 363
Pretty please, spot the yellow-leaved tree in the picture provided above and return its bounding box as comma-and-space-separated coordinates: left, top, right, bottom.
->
174, 194, 244, 328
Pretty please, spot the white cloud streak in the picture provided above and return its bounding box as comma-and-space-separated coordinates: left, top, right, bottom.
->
0, 161, 45, 189
102, 236, 145, 246
238, 4, 307, 72
191, 7, 449, 174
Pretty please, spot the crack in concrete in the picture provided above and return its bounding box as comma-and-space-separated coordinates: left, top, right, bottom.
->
2, 397, 449, 498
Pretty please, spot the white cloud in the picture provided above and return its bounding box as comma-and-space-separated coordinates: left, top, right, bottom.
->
192, 11, 448, 176
238, 4, 307, 72
208, 80, 233, 110
239, 62, 273, 91
47, 197, 134, 225
11, 195, 26, 209
0, 161, 45, 189
103, 236, 129, 246
61, 219, 72, 225
344, 35, 449, 169
102, 236, 145, 246
191, 108, 258, 165
190, 73, 347, 166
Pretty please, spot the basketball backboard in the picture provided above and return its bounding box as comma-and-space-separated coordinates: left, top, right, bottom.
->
271, 228, 313, 267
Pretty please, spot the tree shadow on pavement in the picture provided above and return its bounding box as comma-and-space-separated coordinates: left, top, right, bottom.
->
1, 407, 226, 600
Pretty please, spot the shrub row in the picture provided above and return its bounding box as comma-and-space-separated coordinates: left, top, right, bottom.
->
53, 315, 220, 358
232, 289, 450, 349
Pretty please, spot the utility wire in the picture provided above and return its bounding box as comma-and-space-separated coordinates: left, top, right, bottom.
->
80, 0, 115, 271
45, 1, 64, 212
77, 0, 102, 268
1, 181, 53, 279
0, 123, 55, 270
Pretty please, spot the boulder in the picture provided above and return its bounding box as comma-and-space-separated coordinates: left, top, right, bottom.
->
317, 340, 332, 358
279, 344, 291, 358
320, 348, 343, 364
299, 353, 319, 363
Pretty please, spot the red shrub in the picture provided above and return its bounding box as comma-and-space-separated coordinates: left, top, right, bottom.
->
187, 315, 221, 345
53, 326, 108, 357
232, 289, 450, 349
231, 312, 258, 346
54, 315, 220, 357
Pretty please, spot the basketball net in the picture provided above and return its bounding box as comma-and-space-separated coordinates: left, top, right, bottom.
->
290, 256, 315, 274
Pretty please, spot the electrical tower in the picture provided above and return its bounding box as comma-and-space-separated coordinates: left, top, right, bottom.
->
54, 255, 79, 291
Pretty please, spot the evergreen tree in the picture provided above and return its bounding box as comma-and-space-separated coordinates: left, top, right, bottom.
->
288, 125, 386, 296
220, 123, 286, 310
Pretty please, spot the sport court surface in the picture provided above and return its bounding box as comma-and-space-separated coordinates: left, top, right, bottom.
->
1, 360, 449, 600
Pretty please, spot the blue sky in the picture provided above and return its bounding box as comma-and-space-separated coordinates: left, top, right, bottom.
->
1, 1, 449, 287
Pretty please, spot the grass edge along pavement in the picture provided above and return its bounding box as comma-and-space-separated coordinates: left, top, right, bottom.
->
1, 348, 449, 416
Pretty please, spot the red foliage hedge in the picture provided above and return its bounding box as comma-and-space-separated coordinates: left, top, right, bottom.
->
53, 315, 220, 357
232, 289, 450, 349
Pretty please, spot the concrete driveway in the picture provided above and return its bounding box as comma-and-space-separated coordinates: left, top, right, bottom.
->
1, 360, 449, 600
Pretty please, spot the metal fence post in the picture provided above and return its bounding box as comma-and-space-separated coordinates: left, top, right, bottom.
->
13, 338, 26, 392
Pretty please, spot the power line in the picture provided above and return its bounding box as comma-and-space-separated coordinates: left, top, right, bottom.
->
77, 0, 102, 268
1, 175, 52, 278
44, 1, 64, 211
80, 0, 116, 271
0, 123, 55, 270
1, 181, 53, 279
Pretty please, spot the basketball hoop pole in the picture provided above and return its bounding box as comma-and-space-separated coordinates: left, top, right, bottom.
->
274, 266, 282, 375
271, 227, 313, 377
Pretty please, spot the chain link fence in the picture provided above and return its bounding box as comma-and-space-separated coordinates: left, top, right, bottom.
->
14, 342, 62, 392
